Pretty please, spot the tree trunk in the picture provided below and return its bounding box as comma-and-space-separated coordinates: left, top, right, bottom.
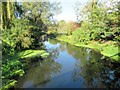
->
2, 2, 7, 29
2, 0, 14, 29
0, 12, 2, 30
7, 0, 11, 20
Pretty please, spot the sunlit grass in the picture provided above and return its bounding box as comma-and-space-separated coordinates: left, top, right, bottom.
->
56, 35, 119, 61
18, 50, 50, 59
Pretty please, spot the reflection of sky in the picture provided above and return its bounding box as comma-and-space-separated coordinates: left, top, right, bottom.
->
55, 50, 76, 73
44, 41, 77, 74
16, 40, 113, 88
43, 41, 60, 49
40, 40, 86, 88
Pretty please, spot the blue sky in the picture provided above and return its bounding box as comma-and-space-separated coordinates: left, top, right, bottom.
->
53, 0, 89, 22
17, 0, 89, 22
55, 2, 77, 22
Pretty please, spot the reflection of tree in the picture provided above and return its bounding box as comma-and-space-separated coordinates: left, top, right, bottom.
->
36, 59, 61, 85
100, 60, 120, 88
59, 43, 66, 51
49, 39, 58, 45
43, 39, 120, 88
72, 60, 81, 82
66, 44, 87, 60
62, 41, 120, 88
16, 59, 61, 88
80, 58, 102, 88
73, 52, 120, 88
48, 48, 59, 60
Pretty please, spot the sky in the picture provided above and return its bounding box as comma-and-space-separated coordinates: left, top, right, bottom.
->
52, 0, 117, 22
54, 2, 77, 22
15, 0, 89, 22
52, 0, 89, 22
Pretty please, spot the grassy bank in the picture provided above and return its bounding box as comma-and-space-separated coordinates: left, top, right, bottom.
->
56, 35, 119, 61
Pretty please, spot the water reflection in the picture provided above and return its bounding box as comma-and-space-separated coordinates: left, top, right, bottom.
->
15, 59, 61, 88
15, 39, 120, 88
47, 39, 120, 88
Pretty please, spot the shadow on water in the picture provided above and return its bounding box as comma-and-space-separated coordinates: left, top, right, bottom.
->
15, 39, 120, 88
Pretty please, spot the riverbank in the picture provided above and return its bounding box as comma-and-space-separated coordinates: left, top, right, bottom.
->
1, 49, 49, 90
56, 35, 119, 61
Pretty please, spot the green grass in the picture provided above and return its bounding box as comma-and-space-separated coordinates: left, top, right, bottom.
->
101, 45, 119, 60
17, 50, 50, 59
56, 35, 119, 61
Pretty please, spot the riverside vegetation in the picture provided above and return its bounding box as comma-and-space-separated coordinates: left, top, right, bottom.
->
54, 0, 120, 61
0, 0, 120, 89
1, 1, 61, 89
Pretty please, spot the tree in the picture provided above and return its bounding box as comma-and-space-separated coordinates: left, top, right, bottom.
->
1, 1, 15, 29
73, 0, 120, 43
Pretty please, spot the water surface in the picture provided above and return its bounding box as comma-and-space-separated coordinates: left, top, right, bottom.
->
15, 39, 120, 88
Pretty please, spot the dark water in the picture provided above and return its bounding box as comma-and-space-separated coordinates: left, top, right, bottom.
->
15, 39, 120, 88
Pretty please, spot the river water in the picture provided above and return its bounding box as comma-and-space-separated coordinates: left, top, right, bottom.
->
15, 39, 120, 88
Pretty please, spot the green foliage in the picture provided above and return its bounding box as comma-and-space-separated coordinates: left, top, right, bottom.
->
18, 50, 49, 59
72, 22, 91, 44
101, 45, 119, 60
57, 0, 120, 61
41, 52, 50, 59
57, 20, 80, 35
57, 20, 67, 34
1, 1, 60, 89
2, 18, 32, 52
57, 35, 119, 61
22, 2, 61, 26
2, 58, 24, 90
10, 19, 32, 49
1, 80, 17, 90
72, 0, 120, 43
2, 49, 49, 89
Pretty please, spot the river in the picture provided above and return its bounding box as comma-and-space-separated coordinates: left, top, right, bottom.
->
15, 39, 120, 88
